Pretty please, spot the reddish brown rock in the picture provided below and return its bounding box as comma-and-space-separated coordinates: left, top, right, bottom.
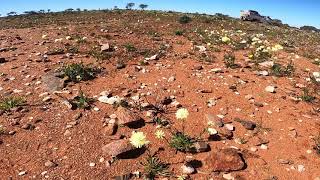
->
115, 107, 141, 125
203, 148, 245, 172
102, 139, 134, 157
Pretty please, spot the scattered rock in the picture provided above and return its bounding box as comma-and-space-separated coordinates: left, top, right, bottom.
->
297, 165, 305, 172
102, 139, 135, 157
115, 107, 141, 125
18, 171, 27, 176
278, 159, 293, 165
42, 72, 65, 92
45, 160, 57, 168
101, 43, 111, 51
234, 118, 256, 130
225, 124, 234, 131
265, 86, 276, 93
203, 148, 245, 172
21, 123, 35, 130
98, 96, 121, 105
103, 123, 117, 136
181, 164, 195, 174
191, 141, 209, 152
145, 54, 159, 61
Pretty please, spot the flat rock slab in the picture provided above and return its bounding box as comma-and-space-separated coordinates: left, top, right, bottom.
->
203, 148, 245, 172
115, 107, 141, 125
102, 139, 134, 157
42, 72, 65, 92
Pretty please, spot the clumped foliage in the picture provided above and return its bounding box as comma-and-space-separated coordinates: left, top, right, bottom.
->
124, 43, 137, 52
0, 96, 25, 111
70, 90, 94, 109
313, 135, 320, 155
141, 154, 170, 179
270, 62, 295, 77
175, 30, 184, 36
300, 88, 315, 102
178, 15, 192, 24
224, 53, 237, 68
61, 63, 98, 82
169, 132, 193, 152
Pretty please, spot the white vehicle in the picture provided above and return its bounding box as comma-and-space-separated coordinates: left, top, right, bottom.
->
240, 10, 270, 23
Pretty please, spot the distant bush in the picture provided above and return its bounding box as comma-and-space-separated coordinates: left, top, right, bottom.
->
178, 15, 192, 24
300, 26, 319, 32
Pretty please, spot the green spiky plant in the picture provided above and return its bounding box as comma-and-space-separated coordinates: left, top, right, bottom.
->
0, 96, 25, 111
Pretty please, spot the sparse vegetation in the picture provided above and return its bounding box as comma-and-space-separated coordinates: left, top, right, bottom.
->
0, 96, 25, 111
313, 135, 320, 155
178, 15, 192, 24
141, 154, 170, 179
175, 30, 184, 36
300, 88, 315, 102
61, 63, 98, 82
70, 90, 94, 109
224, 53, 237, 68
124, 43, 137, 52
169, 132, 193, 152
270, 62, 295, 77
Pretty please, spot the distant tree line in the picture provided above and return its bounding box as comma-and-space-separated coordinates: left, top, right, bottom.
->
1, 3, 149, 17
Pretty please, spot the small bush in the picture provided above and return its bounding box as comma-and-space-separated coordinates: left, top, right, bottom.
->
70, 90, 94, 109
169, 132, 193, 152
224, 53, 237, 68
61, 63, 98, 82
270, 62, 295, 77
0, 96, 25, 111
141, 154, 170, 179
178, 15, 192, 24
124, 43, 137, 52
175, 30, 184, 36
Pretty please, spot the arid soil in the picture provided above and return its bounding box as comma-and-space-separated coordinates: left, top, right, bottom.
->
0, 10, 319, 180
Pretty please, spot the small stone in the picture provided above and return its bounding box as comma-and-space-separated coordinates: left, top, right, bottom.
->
45, 160, 57, 168
203, 148, 245, 172
297, 165, 305, 172
223, 173, 234, 180
64, 130, 71, 136
225, 124, 234, 131
62, 100, 73, 109
102, 139, 135, 157
145, 54, 159, 61
115, 107, 141, 125
210, 68, 223, 73
250, 147, 258, 152
42, 96, 52, 102
192, 141, 209, 152
181, 164, 195, 174
254, 102, 264, 107
101, 43, 111, 51
89, 162, 96, 167
98, 96, 120, 105
18, 171, 27, 176
278, 159, 292, 165
265, 86, 276, 93
260, 144, 268, 150
258, 71, 269, 76
168, 76, 175, 82
103, 123, 117, 136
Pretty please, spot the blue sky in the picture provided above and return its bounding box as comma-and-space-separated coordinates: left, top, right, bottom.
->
0, 0, 319, 28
